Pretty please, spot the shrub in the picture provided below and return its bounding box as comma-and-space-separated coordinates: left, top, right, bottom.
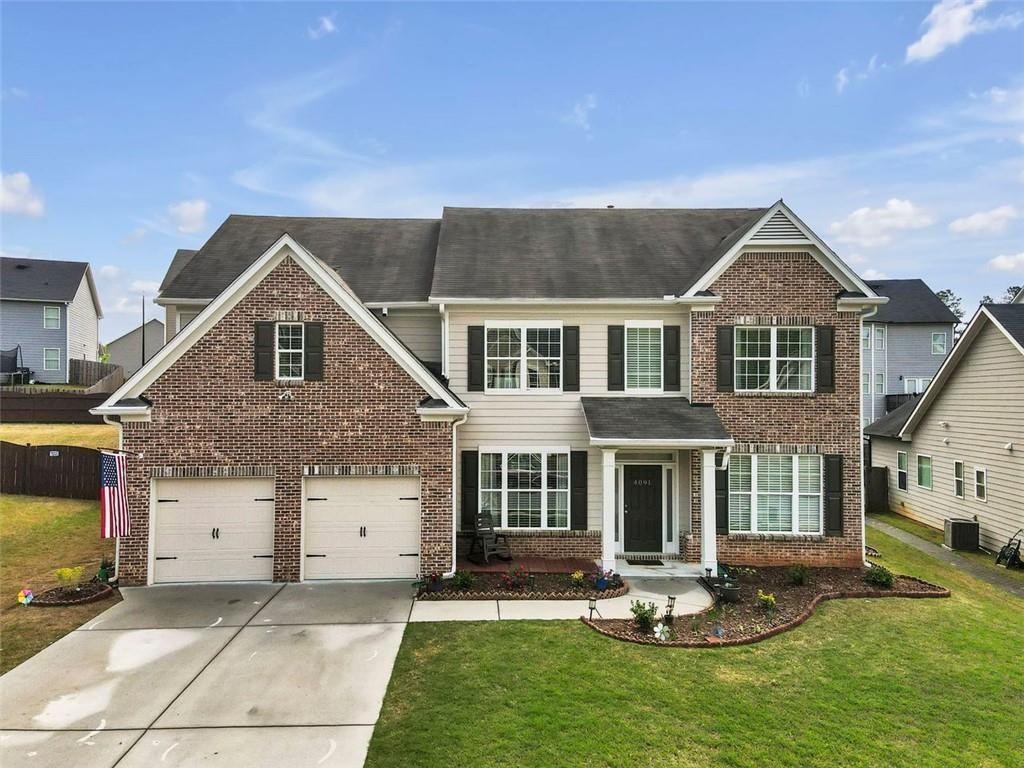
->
55, 566, 85, 588
786, 564, 810, 586
569, 570, 586, 588
501, 565, 530, 590
865, 564, 895, 588
630, 600, 658, 633
451, 571, 476, 591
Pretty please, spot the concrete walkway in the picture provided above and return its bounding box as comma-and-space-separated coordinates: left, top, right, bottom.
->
867, 517, 1024, 599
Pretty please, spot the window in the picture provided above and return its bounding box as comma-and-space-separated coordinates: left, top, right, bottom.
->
178, 310, 199, 331
478, 450, 569, 529
727, 454, 822, 534
625, 323, 662, 390
43, 348, 60, 371
916, 455, 932, 489
275, 323, 303, 380
734, 326, 813, 392
875, 373, 885, 394
904, 377, 931, 394
42, 306, 61, 330
897, 451, 908, 491
485, 324, 561, 392
974, 468, 987, 501
931, 332, 947, 355
862, 326, 871, 350
953, 460, 964, 498
874, 325, 886, 350
862, 373, 870, 395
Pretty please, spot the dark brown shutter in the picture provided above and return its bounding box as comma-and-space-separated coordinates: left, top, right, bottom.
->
608, 325, 625, 391
563, 326, 580, 392
664, 325, 681, 391
468, 326, 485, 392
570, 450, 587, 530
715, 454, 729, 534
716, 326, 734, 392
816, 326, 835, 393
824, 454, 843, 536
304, 322, 324, 381
254, 322, 274, 381
461, 451, 479, 530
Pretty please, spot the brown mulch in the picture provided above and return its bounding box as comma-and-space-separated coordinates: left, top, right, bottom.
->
30, 581, 116, 607
583, 566, 949, 647
418, 571, 628, 601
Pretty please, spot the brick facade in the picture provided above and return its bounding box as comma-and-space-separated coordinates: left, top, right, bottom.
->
456, 530, 601, 560
118, 254, 453, 585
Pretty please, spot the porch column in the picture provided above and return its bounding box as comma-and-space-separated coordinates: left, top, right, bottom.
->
601, 448, 616, 571
701, 449, 718, 575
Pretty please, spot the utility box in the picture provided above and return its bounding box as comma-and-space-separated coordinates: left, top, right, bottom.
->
944, 518, 980, 551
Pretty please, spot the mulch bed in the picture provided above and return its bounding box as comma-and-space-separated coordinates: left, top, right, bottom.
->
583, 566, 949, 647
29, 581, 116, 607
418, 572, 628, 601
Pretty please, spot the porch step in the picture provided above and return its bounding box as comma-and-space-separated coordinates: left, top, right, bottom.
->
615, 552, 689, 562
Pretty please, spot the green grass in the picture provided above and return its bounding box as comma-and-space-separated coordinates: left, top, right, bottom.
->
870, 511, 1024, 585
0, 423, 118, 450
367, 530, 1024, 768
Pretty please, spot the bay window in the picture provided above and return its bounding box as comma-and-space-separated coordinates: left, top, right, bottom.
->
625, 322, 662, 390
485, 323, 561, 392
735, 326, 813, 392
727, 454, 823, 534
479, 449, 569, 529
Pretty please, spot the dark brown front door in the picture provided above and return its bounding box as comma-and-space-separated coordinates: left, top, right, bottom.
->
624, 465, 662, 552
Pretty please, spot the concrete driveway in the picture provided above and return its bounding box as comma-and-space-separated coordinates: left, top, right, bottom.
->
0, 581, 415, 768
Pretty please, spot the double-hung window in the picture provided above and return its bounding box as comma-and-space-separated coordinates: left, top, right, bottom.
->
974, 468, 987, 501
861, 327, 871, 350
735, 327, 813, 392
875, 373, 885, 394
874, 325, 886, 350
862, 373, 870, 394
479, 450, 569, 529
625, 322, 662, 391
485, 323, 561, 392
275, 323, 304, 380
953, 460, 964, 498
931, 332, 947, 355
43, 348, 61, 371
727, 454, 823, 534
43, 306, 61, 330
916, 454, 932, 489
896, 451, 908, 491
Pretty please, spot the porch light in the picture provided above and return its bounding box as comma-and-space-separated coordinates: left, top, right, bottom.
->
588, 597, 597, 620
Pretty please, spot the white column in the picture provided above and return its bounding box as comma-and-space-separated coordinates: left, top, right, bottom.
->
601, 449, 617, 571
701, 449, 718, 575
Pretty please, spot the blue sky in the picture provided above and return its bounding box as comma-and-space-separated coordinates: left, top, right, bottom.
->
2, 1, 1022, 339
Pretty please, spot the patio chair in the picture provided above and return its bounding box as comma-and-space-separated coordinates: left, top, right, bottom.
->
468, 512, 513, 565
0, 346, 32, 385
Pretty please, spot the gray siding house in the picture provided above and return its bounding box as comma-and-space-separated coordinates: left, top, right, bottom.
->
861, 279, 957, 426
105, 318, 165, 376
0, 257, 103, 384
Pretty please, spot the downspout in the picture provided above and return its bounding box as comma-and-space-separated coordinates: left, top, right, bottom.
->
860, 304, 879, 566
448, 412, 468, 577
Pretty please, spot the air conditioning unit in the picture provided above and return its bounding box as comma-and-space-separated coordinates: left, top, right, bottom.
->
944, 518, 979, 551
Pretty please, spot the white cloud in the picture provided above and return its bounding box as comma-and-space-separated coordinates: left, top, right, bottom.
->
949, 204, 1018, 234
829, 199, 935, 247
130, 279, 161, 294
988, 251, 1024, 271
562, 94, 598, 133
120, 226, 148, 245
797, 76, 810, 98
1, 172, 44, 217
98, 265, 122, 279
861, 268, 889, 280
835, 68, 850, 94
308, 14, 337, 40
906, 0, 1023, 63
836, 55, 888, 95
167, 199, 209, 234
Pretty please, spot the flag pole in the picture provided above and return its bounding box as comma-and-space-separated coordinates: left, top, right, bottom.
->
141, 293, 146, 370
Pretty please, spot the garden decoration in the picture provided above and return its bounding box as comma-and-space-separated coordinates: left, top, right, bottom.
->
17, 589, 33, 605
653, 622, 671, 641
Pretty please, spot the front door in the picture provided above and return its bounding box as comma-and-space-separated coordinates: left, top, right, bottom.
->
623, 465, 662, 552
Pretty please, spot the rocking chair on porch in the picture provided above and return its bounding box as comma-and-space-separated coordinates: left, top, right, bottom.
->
468, 513, 513, 565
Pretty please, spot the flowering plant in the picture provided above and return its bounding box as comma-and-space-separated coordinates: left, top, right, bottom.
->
501, 565, 530, 590
569, 570, 586, 588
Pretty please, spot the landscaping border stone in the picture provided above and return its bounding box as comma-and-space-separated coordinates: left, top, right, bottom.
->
29, 582, 116, 607
418, 583, 629, 601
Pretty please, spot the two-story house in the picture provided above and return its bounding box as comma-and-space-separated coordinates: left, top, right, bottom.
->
92, 202, 885, 586
0, 256, 103, 384
860, 279, 957, 426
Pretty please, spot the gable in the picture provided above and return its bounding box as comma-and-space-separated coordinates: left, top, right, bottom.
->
748, 209, 808, 242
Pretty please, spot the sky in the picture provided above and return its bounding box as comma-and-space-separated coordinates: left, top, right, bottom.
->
2, 1, 1023, 340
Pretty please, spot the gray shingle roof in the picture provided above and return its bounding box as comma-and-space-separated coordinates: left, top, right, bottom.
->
431, 207, 767, 299
160, 249, 198, 292
865, 279, 958, 324
864, 395, 920, 438
0, 257, 88, 302
581, 397, 731, 442
159, 215, 441, 303
985, 303, 1024, 348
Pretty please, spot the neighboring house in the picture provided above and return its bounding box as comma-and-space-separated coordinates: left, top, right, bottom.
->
865, 304, 1024, 553
105, 318, 165, 376
93, 202, 886, 586
0, 257, 103, 384
860, 279, 957, 426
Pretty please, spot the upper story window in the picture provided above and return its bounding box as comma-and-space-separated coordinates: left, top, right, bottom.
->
735, 326, 813, 392
904, 377, 931, 394
861, 326, 871, 350
485, 323, 562, 392
43, 306, 61, 330
727, 454, 822, 534
931, 332, 947, 355
625, 322, 662, 391
178, 310, 200, 332
874, 325, 886, 350
275, 323, 304, 380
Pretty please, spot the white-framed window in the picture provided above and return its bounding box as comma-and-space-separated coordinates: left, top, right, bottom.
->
916, 454, 932, 490
953, 460, 964, 499
874, 325, 886, 350
42, 347, 61, 371
861, 326, 871, 350
177, 310, 200, 332
727, 454, 822, 534
42, 306, 61, 330
931, 332, 947, 355
275, 322, 304, 380
974, 468, 987, 501
904, 377, 931, 394
484, 322, 562, 392
862, 372, 870, 395
896, 451, 908, 491
478, 449, 570, 529
875, 373, 885, 394
735, 326, 814, 392
625, 321, 662, 391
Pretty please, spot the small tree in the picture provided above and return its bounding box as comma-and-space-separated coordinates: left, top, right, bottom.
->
1002, 285, 1022, 303
935, 289, 963, 322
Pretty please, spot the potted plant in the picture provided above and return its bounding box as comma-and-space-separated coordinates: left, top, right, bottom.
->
97, 557, 114, 583
717, 580, 742, 603
424, 572, 444, 592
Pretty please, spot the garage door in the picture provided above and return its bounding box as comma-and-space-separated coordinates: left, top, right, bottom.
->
153, 478, 275, 583
304, 476, 420, 579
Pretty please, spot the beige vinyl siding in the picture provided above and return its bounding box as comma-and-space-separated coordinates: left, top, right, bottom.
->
449, 304, 691, 529
378, 309, 442, 364
67, 274, 99, 363
164, 305, 178, 344
871, 322, 1024, 552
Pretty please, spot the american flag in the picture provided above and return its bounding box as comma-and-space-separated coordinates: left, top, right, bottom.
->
100, 451, 131, 538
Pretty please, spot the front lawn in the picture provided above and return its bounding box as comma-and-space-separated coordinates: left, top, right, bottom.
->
367, 530, 1023, 768
0, 422, 118, 450
0, 495, 117, 673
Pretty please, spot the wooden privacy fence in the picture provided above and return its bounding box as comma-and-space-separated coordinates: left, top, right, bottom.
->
0, 441, 100, 500
0, 392, 107, 423
70, 358, 122, 387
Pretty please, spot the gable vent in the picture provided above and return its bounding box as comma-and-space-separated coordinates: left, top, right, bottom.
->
750, 210, 808, 241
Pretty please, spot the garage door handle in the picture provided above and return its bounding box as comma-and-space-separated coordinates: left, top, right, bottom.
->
155, 556, 178, 561
252, 554, 274, 559
307, 497, 328, 502
306, 554, 326, 558
157, 499, 178, 503
254, 497, 274, 502
399, 553, 419, 557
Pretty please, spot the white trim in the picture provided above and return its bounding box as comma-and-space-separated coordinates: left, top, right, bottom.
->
482, 320, 564, 394
953, 459, 964, 499
42, 347, 61, 370
915, 453, 933, 490
175, 309, 200, 334
973, 466, 987, 502
624, 320, 664, 393
42, 305, 61, 329
476, 446, 572, 531
896, 450, 908, 491
734, 325, 815, 394
726, 453, 824, 535
429, 296, 681, 306
154, 297, 210, 307
614, 456, 679, 555
931, 331, 947, 356
590, 437, 734, 448
274, 322, 304, 381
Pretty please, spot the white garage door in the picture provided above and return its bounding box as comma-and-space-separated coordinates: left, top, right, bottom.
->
153, 478, 275, 583
304, 476, 420, 579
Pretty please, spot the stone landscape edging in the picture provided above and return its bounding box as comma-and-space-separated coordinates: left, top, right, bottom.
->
29, 583, 116, 607
418, 584, 629, 601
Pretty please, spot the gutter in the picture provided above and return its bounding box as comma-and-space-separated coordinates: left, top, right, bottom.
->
448, 412, 469, 577
859, 303, 880, 567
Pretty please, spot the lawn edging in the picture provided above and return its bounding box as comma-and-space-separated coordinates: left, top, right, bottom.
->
418, 583, 629, 601
29, 582, 117, 607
